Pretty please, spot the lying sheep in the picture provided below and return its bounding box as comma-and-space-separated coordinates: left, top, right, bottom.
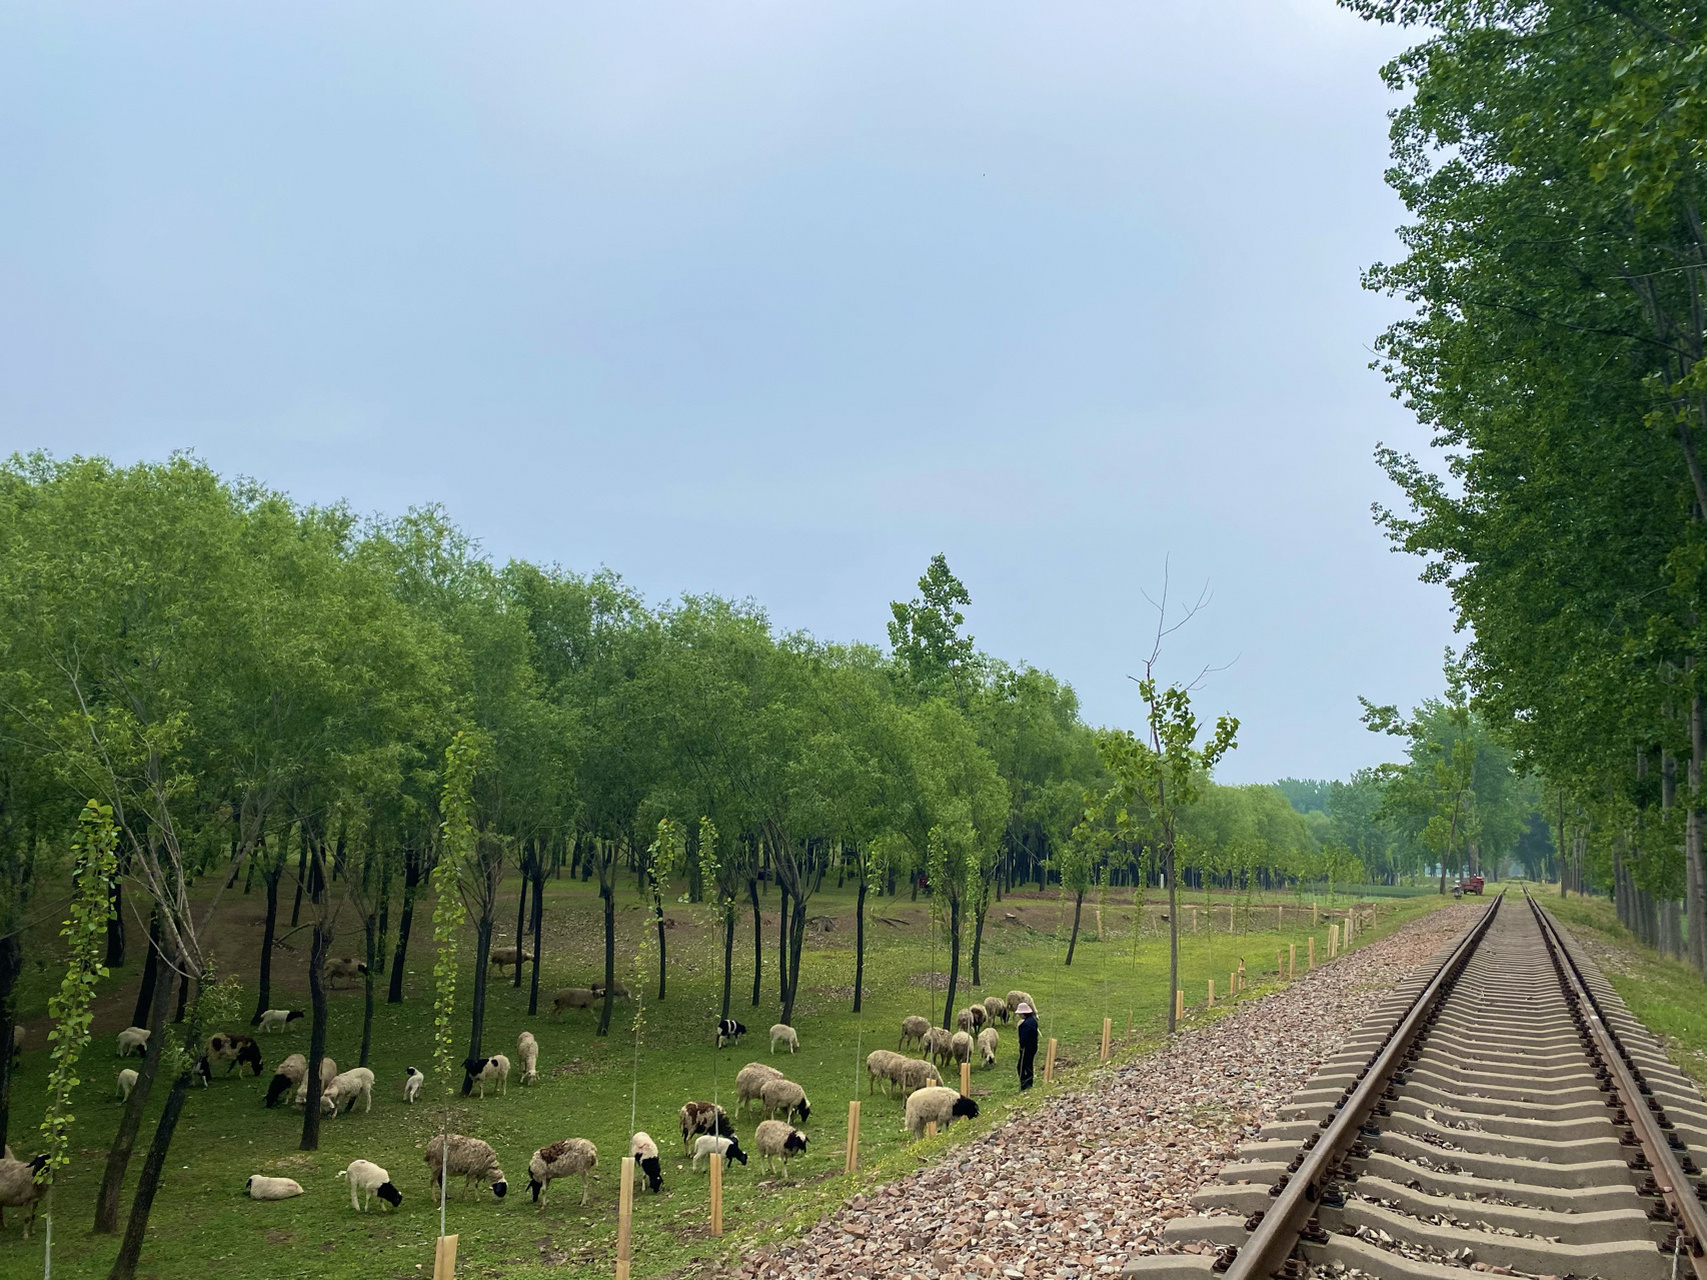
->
892, 1057, 943, 1098
425, 1134, 507, 1199
0, 1152, 48, 1236
404, 1066, 424, 1104
461, 1054, 510, 1099
679, 1101, 732, 1153
769, 1023, 798, 1054
323, 957, 367, 988
550, 987, 598, 1018
488, 945, 534, 974
629, 1132, 662, 1194
1004, 990, 1033, 1020
116, 1026, 150, 1057
338, 1158, 401, 1211
922, 1026, 955, 1068
245, 1175, 304, 1201
865, 1049, 905, 1097
517, 1032, 539, 1086
899, 1015, 929, 1051
982, 995, 1006, 1027
753, 1119, 807, 1176
325, 1066, 375, 1114
257, 1009, 304, 1033
206, 1032, 264, 1076
735, 1062, 783, 1116
692, 1134, 747, 1172
716, 1017, 747, 1048
903, 1085, 980, 1140
292, 1056, 338, 1107
950, 1030, 973, 1066
977, 1026, 999, 1068
759, 1077, 810, 1125
527, 1138, 597, 1207
116, 1068, 138, 1101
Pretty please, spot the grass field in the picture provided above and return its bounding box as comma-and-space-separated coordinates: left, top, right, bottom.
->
0, 877, 1450, 1280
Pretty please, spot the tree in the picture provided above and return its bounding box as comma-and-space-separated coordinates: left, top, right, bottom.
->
888, 554, 980, 703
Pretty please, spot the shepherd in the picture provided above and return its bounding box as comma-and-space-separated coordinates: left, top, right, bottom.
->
1015, 1000, 1039, 1091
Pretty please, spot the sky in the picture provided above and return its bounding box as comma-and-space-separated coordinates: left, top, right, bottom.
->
0, 2, 1455, 784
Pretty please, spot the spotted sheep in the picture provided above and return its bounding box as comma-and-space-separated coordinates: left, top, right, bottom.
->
526, 1138, 597, 1207
629, 1132, 663, 1194
461, 1054, 510, 1098
678, 1100, 732, 1153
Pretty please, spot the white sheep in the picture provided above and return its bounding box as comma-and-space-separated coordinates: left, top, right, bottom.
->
338, 1159, 401, 1211
922, 1026, 955, 1067
898, 1015, 929, 1051
735, 1062, 783, 1116
950, 1030, 973, 1066
977, 1026, 999, 1068
865, 1049, 905, 1096
759, 1077, 811, 1125
955, 1008, 976, 1035
0, 1153, 48, 1236
425, 1134, 507, 1199
753, 1119, 808, 1176
892, 1057, 942, 1098
517, 1031, 539, 1086
768, 1023, 798, 1054
116, 1026, 150, 1057
292, 1056, 338, 1107
324, 1066, 375, 1115
692, 1133, 748, 1171
1004, 990, 1033, 1020
526, 1138, 597, 1207
245, 1175, 305, 1201
629, 1132, 663, 1194
404, 1066, 424, 1104
903, 1085, 981, 1140
461, 1053, 510, 1098
116, 1068, 138, 1101
982, 995, 1005, 1026
257, 1009, 304, 1033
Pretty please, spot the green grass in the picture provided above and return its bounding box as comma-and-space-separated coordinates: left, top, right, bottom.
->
0, 879, 1451, 1279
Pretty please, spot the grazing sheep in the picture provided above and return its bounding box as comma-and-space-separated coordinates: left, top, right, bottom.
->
735, 1062, 783, 1116
768, 1023, 798, 1054
892, 1057, 943, 1098
325, 1066, 376, 1114
338, 1158, 401, 1211
323, 957, 367, 988
190, 1055, 212, 1087
516, 1032, 539, 1086
716, 1017, 747, 1048
10, 1025, 21, 1060
404, 1066, 424, 1104
0, 1153, 48, 1236
292, 1056, 338, 1107
759, 1077, 811, 1125
968, 1004, 986, 1031
550, 987, 598, 1018
488, 945, 534, 974
678, 1101, 732, 1153
983, 995, 1006, 1026
865, 1049, 905, 1097
956, 1007, 982, 1035
898, 1015, 929, 1051
206, 1032, 265, 1077
461, 1054, 511, 1098
629, 1132, 663, 1194
245, 1175, 304, 1201
692, 1134, 747, 1171
116, 1068, 138, 1101
116, 1026, 150, 1057
257, 1009, 304, 1033
903, 1086, 980, 1140
950, 1031, 973, 1066
593, 981, 630, 1000
922, 1026, 955, 1068
425, 1134, 507, 1200
527, 1138, 598, 1207
1004, 990, 1033, 1020
977, 1026, 999, 1068
266, 1053, 306, 1108
753, 1119, 808, 1176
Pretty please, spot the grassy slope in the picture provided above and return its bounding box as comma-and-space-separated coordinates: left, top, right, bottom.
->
1, 879, 1447, 1280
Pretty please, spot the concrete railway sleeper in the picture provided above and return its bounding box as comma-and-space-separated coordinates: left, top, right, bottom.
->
1125, 894, 1707, 1280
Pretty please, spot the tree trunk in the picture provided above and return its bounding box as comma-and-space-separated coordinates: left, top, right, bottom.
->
0, 932, 21, 1152
971, 902, 986, 987
95, 952, 173, 1232
133, 910, 161, 1029
1166, 840, 1179, 1034
940, 896, 962, 1030
290, 824, 308, 927
249, 871, 279, 1024
301, 917, 331, 1150
1065, 889, 1084, 965
749, 878, 763, 1007
375, 862, 391, 976
853, 878, 867, 1013
513, 851, 529, 989
104, 877, 125, 968
388, 849, 420, 1004
777, 881, 790, 1005
598, 882, 616, 1036
359, 906, 378, 1068
172, 966, 191, 1022
107, 1071, 191, 1280
781, 892, 808, 1027
467, 913, 494, 1061
722, 902, 736, 1020
527, 857, 544, 1017
1691, 693, 1707, 975
652, 866, 668, 1002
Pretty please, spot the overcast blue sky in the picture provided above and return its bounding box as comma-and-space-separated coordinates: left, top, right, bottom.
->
0, 2, 1453, 784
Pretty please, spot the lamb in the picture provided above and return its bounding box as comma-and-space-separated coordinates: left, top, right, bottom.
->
244, 1175, 304, 1201
735, 1062, 784, 1116
716, 1017, 747, 1048
983, 995, 1006, 1026
922, 1026, 955, 1068
205, 1032, 264, 1076
116, 1026, 150, 1057
516, 1031, 539, 1086
404, 1066, 424, 1103
892, 1056, 943, 1097
338, 1158, 401, 1211
488, 945, 534, 974
257, 1009, 304, 1033
865, 1049, 905, 1096
526, 1138, 597, 1207
325, 1066, 376, 1114
550, 987, 598, 1018
768, 1023, 798, 1054
949, 1030, 973, 1066
759, 1077, 811, 1125
461, 1054, 510, 1098
629, 1132, 662, 1194
692, 1134, 747, 1171
753, 1119, 807, 1176
425, 1134, 507, 1199
898, 1015, 929, 1051
291, 1056, 338, 1107
678, 1101, 732, 1153
1005, 990, 1034, 1020
323, 957, 367, 988
116, 1068, 138, 1101
977, 1026, 999, 1068
903, 1085, 981, 1140
0, 1153, 48, 1236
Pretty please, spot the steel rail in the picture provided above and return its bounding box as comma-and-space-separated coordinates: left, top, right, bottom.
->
1525, 889, 1707, 1278
1219, 892, 1504, 1280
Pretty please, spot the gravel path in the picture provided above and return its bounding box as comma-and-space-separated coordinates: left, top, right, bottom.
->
739, 903, 1482, 1280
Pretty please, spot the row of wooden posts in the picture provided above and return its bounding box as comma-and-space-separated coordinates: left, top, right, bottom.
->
437, 912, 1368, 1278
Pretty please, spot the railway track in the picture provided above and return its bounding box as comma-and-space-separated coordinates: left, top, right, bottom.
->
1125, 892, 1707, 1280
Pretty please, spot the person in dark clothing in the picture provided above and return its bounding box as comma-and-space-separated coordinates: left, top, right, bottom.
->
1015, 1001, 1039, 1090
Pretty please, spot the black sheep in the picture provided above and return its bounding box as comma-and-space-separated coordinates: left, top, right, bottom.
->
715, 1018, 747, 1047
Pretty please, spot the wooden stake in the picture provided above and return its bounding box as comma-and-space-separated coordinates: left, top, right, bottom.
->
1126, 1008, 1133, 1036
1100, 1017, 1112, 1061
1330, 924, 1339, 958
433, 1234, 458, 1280
960, 1061, 971, 1096
710, 1151, 724, 1237
1207, 978, 1215, 1006
1312, 903, 1318, 926
1229, 970, 1235, 999
1289, 943, 1295, 979
1043, 1037, 1058, 1082
1174, 989, 1183, 1022
616, 1156, 635, 1280
1191, 906, 1198, 934
1307, 937, 1314, 968
1276, 949, 1283, 979
844, 1100, 860, 1174
926, 1120, 938, 1138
